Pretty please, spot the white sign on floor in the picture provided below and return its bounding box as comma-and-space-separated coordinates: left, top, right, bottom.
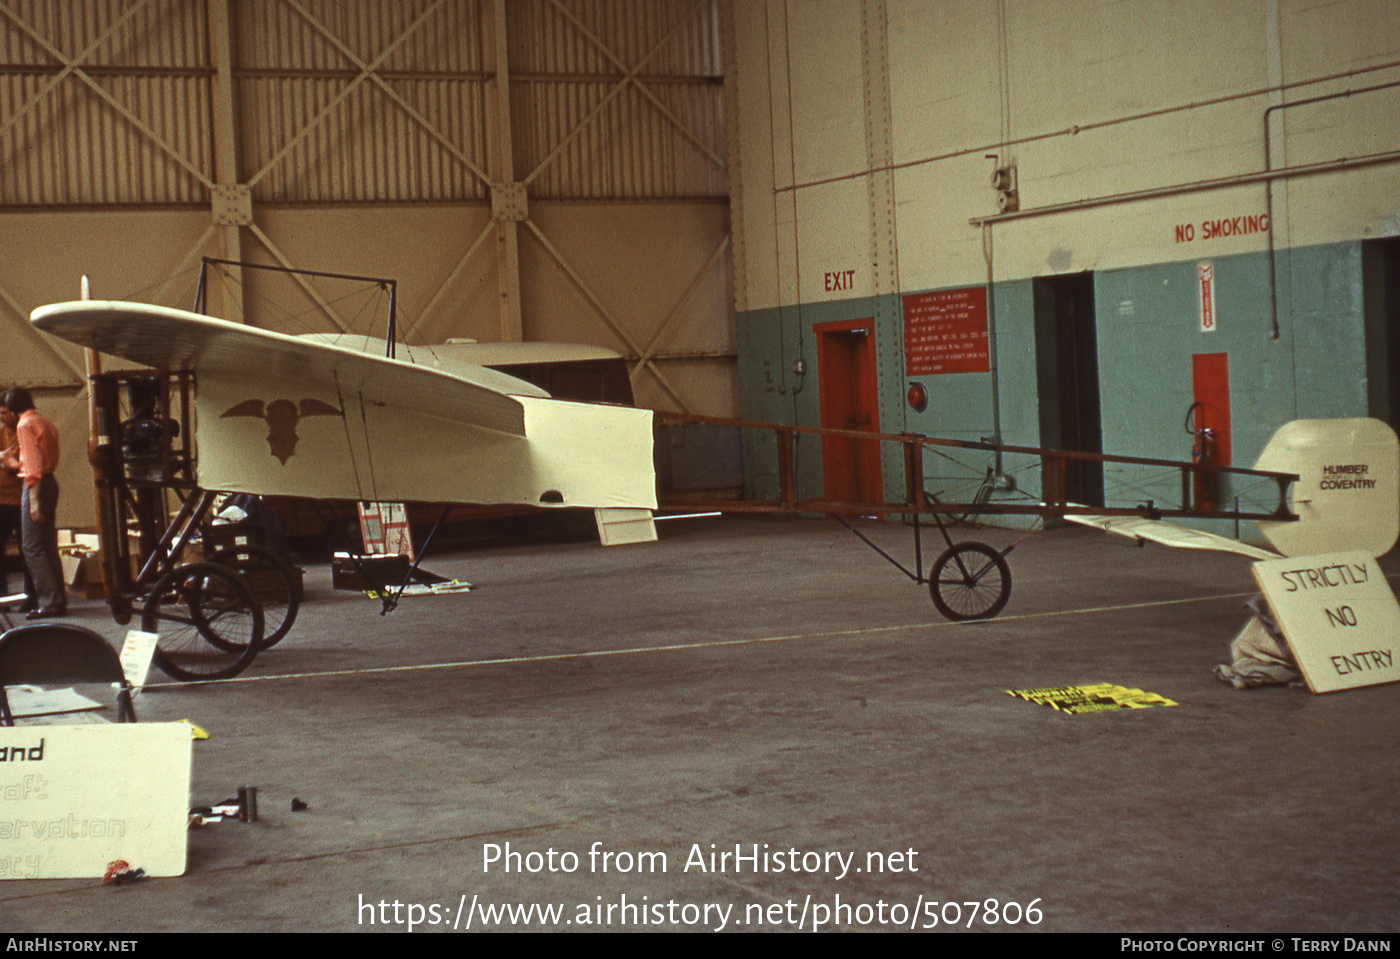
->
1252, 550, 1400, 694
119, 629, 160, 693
0, 723, 191, 879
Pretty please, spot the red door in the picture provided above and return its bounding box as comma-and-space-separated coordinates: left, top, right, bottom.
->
1191, 352, 1231, 466
1190, 352, 1231, 509
815, 320, 882, 506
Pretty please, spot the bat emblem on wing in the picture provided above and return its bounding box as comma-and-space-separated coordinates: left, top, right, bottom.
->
221, 398, 343, 465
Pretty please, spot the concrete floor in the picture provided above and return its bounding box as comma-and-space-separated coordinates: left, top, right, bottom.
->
2, 515, 1398, 933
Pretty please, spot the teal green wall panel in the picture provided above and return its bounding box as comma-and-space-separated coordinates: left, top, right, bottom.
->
738, 298, 891, 503
1285, 243, 1369, 420
736, 239, 1377, 531
736, 306, 794, 502
985, 279, 1046, 512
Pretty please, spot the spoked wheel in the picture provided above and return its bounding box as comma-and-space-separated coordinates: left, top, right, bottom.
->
207, 545, 301, 648
929, 542, 1011, 621
143, 562, 264, 681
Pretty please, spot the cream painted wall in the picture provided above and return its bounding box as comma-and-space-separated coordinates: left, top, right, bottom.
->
786, 2, 869, 183
730, 0, 1400, 306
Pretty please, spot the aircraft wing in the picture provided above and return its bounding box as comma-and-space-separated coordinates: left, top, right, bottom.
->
1063, 513, 1280, 561
31, 300, 531, 436
31, 300, 657, 510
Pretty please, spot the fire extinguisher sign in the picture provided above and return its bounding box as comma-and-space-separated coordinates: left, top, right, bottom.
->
1198, 262, 1217, 332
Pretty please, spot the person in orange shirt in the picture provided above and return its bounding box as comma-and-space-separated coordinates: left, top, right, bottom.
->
0, 406, 35, 608
2, 388, 64, 618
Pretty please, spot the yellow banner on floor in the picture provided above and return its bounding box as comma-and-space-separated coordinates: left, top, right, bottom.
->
1007, 683, 1177, 714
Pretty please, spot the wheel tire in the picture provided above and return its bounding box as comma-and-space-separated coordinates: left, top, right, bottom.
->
144, 562, 263, 682
929, 542, 1011, 621
208, 545, 301, 649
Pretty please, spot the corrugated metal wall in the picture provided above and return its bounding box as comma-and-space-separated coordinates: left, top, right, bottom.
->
0, 0, 736, 528
510, 0, 726, 198
234, 0, 493, 203
1, 0, 727, 204
0, 0, 213, 206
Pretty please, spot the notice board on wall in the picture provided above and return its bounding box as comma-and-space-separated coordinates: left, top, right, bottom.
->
903, 287, 990, 376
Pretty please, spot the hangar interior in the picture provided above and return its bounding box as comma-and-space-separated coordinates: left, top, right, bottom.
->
1, 0, 737, 529
2, 0, 1399, 935
3, 0, 1399, 531
729, 0, 1400, 533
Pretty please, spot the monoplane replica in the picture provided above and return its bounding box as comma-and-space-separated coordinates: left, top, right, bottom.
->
28, 261, 657, 681
26, 261, 1400, 687
34, 307, 655, 513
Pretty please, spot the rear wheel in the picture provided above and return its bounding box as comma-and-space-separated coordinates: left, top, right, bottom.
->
144, 563, 263, 681
929, 543, 1011, 621
208, 545, 301, 648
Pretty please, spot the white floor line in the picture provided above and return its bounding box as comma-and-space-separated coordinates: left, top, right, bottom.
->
141, 587, 1263, 689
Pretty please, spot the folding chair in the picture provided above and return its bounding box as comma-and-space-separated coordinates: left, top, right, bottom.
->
0, 624, 137, 725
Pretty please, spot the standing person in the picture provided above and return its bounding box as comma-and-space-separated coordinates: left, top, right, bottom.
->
1, 388, 64, 618
0, 402, 35, 608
